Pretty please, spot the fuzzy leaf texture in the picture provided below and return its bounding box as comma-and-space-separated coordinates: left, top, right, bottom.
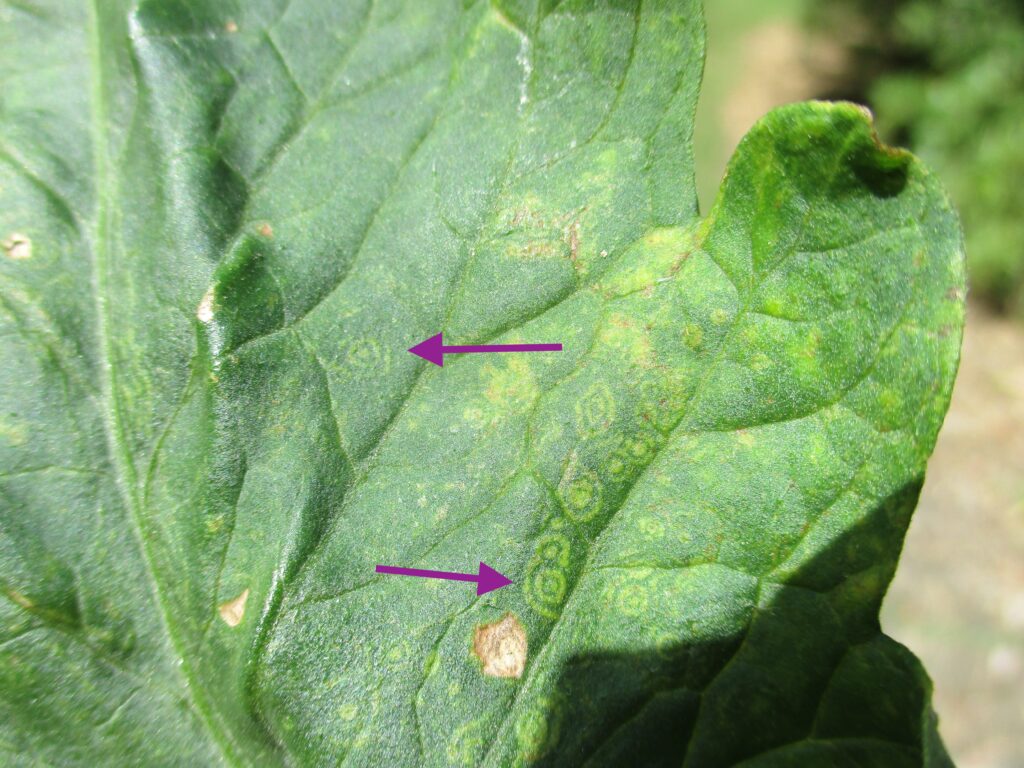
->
0, 0, 965, 766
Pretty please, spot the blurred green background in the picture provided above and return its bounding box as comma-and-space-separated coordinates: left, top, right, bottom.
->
694, 2, 1024, 766
812, 0, 1024, 319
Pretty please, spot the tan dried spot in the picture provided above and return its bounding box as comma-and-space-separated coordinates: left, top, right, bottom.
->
218, 588, 249, 627
197, 287, 215, 323
257, 222, 274, 238
2, 233, 32, 260
225, 20, 239, 33
473, 613, 527, 678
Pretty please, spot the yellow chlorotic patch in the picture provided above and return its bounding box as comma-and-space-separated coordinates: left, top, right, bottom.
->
559, 465, 602, 523
480, 356, 538, 418
598, 313, 654, 367
346, 338, 387, 372
515, 695, 562, 760
683, 323, 703, 350
750, 352, 773, 373
524, 532, 572, 618
617, 582, 650, 617
6, 589, 34, 609
575, 381, 616, 436
638, 516, 665, 539
878, 387, 902, 415
0, 416, 28, 446
473, 613, 527, 678
218, 588, 249, 627
525, 559, 569, 618
448, 720, 486, 766
535, 533, 571, 566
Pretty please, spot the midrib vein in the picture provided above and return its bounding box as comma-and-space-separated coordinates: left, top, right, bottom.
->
84, 1, 242, 764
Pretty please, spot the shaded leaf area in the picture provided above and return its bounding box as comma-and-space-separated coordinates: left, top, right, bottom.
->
534, 483, 949, 768
0, 0, 963, 766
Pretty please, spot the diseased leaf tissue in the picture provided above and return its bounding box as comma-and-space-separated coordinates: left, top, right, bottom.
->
0, 0, 964, 766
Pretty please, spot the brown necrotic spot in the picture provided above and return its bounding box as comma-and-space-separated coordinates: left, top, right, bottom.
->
2, 233, 32, 260
218, 588, 249, 627
473, 613, 527, 678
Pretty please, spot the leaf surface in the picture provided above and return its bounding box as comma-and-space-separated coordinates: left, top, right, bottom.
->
0, 0, 964, 765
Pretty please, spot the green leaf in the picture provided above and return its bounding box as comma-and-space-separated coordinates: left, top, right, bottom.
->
0, 1, 965, 766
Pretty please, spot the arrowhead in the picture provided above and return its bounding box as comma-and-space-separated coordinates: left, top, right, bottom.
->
408, 333, 445, 367
476, 562, 513, 595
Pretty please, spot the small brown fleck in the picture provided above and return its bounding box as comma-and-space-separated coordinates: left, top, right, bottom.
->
669, 250, 691, 275
473, 613, 527, 678
2, 232, 32, 260
225, 20, 239, 33
218, 588, 249, 627
257, 222, 274, 238
567, 222, 580, 265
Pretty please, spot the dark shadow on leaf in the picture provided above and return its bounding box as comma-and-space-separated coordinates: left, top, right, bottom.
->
849, 133, 911, 199
532, 479, 953, 767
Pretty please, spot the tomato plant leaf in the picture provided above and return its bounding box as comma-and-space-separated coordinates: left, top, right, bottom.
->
0, 1, 964, 765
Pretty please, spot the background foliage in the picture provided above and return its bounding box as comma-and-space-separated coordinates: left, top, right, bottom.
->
811, 0, 1024, 318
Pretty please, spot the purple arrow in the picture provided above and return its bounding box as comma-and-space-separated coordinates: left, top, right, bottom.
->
375, 562, 513, 595
408, 333, 562, 367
